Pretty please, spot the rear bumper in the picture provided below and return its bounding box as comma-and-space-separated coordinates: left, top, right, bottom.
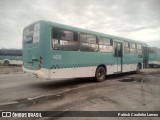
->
22, 66, 50, 79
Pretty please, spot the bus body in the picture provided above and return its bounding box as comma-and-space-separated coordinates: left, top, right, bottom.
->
148, 47, 160, 67
0, 49, 22, 66
22, 20, 144, 81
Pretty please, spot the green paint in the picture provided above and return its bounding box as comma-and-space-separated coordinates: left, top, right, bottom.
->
23, 20, 144, 71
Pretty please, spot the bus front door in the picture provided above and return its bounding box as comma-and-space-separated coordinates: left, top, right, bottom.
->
114, 42, 122, 73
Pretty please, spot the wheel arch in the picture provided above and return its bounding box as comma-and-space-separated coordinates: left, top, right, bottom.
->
94, 64, 107, 82
4, 59, 10, 63
96, 64, 107, 73
3, 59, 10, 65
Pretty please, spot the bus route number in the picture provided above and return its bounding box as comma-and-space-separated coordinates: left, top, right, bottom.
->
53, 55, 62, 60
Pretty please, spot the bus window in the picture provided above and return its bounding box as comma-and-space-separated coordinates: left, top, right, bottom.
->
149, 47, 155, 53
137, 44, 142, 54
124, 42, 130, 54
23, 23, 40, 44
99, 37, 112, 52
130, 43, 136, 54
80, 33, 98, 52
0, 49, 22, 56
52, 28, 78, 51
23, 25, 34, 44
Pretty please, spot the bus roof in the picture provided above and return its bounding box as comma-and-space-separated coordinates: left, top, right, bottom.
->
29, 20, 148, 45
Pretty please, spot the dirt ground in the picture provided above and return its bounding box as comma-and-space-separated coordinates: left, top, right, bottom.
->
0, 67, 159, 120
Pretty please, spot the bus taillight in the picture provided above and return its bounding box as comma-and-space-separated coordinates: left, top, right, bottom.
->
40, 56, 43, 64
39, 57, 43, 68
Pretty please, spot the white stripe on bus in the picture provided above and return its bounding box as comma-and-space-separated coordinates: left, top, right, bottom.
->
23, 63, 140, 79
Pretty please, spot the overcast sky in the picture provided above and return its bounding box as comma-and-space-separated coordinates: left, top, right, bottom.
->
0, 0, 160, 49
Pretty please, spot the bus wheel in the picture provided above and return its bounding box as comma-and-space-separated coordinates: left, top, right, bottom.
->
135, 64, 140, 74
4, 60, 9, 66
95, 66, 106, 82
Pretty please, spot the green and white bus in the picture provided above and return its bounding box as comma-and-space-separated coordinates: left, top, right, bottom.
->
23, 20, 144, 81
0, 49, 22, 66
148, 47, 160, 67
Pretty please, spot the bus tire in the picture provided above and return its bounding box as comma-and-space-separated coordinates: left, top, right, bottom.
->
95, 66, 106, 82
135, 64, 140, 74
4, 60, 10, 66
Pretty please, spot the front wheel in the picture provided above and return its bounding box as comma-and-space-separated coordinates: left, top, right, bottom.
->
95, 66, 106, 82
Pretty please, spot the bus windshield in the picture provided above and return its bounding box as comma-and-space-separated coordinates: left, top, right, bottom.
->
23, 23, 40, 44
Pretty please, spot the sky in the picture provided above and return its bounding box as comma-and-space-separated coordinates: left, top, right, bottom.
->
0, 0, 160, 49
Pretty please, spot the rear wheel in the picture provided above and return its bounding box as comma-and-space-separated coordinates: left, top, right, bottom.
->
95, 66, 106, 82
4, 60, 9, 66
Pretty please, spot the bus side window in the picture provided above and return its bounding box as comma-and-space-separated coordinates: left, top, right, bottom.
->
0, 50, 22, 56
129, 43, 136, 54
80, 33, 98, 52
149, 47, 155, 53
52, 28, 59, 44
124, 42, 130, 54
99, 37, 112, 52
52, 28, 78, 51
137, 44, 142, 54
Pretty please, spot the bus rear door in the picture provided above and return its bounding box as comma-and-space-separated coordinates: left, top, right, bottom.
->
114, 42, 122, 73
